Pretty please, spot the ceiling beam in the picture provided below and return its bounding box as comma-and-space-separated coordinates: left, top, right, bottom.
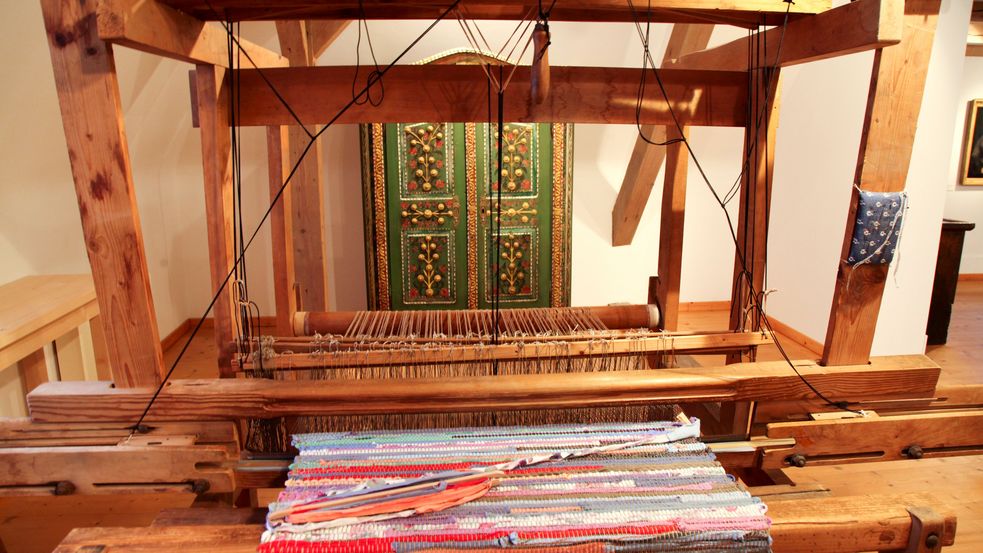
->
611, 24, 713, 247
160, 0, 830, 25
96, 0, 288, 68
225, 65, 748, 127
307, 21, 350, 59
665, 0, 903, 72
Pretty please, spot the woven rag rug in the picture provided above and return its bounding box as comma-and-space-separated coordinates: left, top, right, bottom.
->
261, 418, 772, 552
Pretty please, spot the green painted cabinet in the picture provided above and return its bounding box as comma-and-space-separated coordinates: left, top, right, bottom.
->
361, 122, 573, 310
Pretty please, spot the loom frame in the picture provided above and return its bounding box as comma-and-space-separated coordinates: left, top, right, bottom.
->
9, 0, 977, 551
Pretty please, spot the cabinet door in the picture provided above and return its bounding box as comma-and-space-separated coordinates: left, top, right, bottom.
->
361, 122, 572, 310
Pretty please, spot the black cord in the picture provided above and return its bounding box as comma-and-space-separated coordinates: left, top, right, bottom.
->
128, 0, 464, 432
493, 68, 505, 350
627, 0, 861, 414
634, 2, 685, 147
204, 0, 314, 139
532, 0, 555, 65
352, 0, 384, 107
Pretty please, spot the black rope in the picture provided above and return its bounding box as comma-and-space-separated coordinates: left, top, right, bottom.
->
627, 0, 860, 415
532, 0, 555, 65
205, 1, 314, 139
352, 0, 384, 107
634, 2, 685, 147
493, 67, 505, 351
128, 0, 464, 433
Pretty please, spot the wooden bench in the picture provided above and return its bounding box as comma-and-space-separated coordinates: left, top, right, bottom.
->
0, 275, 105, 409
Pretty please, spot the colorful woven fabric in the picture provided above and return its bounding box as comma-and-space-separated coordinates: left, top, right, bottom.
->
261, 419, 772, 552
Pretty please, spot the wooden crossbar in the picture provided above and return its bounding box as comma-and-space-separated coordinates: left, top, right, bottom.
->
224, 65, 749, 127
26, 355, 940, 422
51, 492, 955, 552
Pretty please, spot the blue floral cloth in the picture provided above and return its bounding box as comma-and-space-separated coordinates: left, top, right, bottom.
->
847, 189, 906, 266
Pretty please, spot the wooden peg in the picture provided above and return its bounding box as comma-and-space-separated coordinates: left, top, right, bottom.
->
530, 23, 550, 104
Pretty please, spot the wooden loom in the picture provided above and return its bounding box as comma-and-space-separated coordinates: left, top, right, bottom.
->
5, 0, 979, 551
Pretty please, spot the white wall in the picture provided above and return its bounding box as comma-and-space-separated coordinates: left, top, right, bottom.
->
766, 0, 972, 354
0, 3, 278, 337
943, 54, 983, 274
0, 2, 975, 378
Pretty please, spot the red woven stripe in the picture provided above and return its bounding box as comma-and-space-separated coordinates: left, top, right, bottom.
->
260, 524, 679, 552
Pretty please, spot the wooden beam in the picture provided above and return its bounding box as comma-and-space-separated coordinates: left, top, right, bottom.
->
611, 24, 713, 247
667, 0, 903, 72
244, 330, 775, 370
232, 65, 748, 127
0, 444, 233, 496
49, 491, 955, 552
0, 419, 238, 450
27, 355, 940, 422
158, 0, 831, 25
40, 0, 163, 388
766, 493, 957, 552
653, 131, 689, 330
265, 127, 298, 336
194, 65, 237, 376
759, 411, 983, 469
306, 21, 350, 59
727, 70, 782, 364
754, 383, 983, 424
273, 22, 329, 313
821, 1, 941, 366
97, 0, 288, 67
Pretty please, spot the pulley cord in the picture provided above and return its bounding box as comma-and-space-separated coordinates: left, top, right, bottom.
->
128, 0, 463, 433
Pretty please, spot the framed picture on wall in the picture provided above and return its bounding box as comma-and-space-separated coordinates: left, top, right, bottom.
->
962, 99, 983, 185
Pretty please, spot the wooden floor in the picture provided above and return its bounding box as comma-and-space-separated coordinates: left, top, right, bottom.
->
3, 282, 981, 552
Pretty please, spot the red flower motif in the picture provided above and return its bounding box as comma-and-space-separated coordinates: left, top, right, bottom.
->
435, 140, 443, 148
436, 160, 444, 168
408, 182, 417, 190
409, 160, 417, 168
435, 180, 445, 189
409, 148, 417, 155
440, 288, 449, 297
522, 180, 531, 190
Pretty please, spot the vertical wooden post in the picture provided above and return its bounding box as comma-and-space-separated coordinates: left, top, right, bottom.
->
194, 64, 237, 376
275, 21, 329, 313
719, 68, 782, 439
822, 1, 941, 366
727, 70, 782, 363
54, 329, 85, 381
18, 349, 49, 396
40, 0, 163, 388
654, 130, 689, 331
89, 315, 112, 381
267, 126, 298, 336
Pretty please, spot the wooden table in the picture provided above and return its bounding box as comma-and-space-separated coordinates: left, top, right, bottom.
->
52, 493, 956, 553
0, 275, 102, 396
927, 219, 976, 345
